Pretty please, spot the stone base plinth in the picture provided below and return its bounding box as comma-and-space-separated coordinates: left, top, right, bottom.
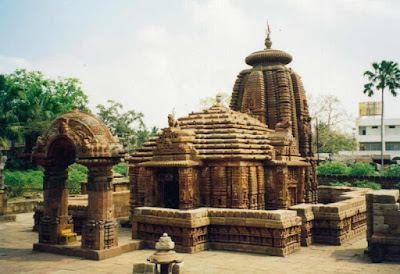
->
0, 214, 16, 222
33, 240, 144, 260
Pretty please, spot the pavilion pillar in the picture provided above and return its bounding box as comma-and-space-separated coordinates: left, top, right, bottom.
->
39, 163, 73, 244
178, 167, 194, 210
231, 166, 248, 209
82, 164, 118, 250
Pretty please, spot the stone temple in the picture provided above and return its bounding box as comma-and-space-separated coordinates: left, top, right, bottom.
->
31, 31, 369, 260
129, 34, 316, 212
127, 34, 327, 256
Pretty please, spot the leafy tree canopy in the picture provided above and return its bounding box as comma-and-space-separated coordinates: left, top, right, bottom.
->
314, 121, 357, 154
0, 69, 89, 155
96, 100, 158, 152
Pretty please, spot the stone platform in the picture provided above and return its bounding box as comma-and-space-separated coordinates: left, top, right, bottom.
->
0, 214, 16, 222
133, 207, 302, 257
1, 213, 400, 274
33, 227, 144, 260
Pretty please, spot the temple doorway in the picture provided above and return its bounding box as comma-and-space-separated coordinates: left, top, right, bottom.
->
157, 168, 179, 209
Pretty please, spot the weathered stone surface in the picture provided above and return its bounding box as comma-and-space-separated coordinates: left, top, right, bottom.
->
366, 189, 400, 262
32, 108, 126, 252
132, 207, 301, 257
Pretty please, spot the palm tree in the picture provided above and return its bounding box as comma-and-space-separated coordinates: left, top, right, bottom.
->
363, 60, 400, 172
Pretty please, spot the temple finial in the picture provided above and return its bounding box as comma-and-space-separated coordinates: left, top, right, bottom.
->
216, 93, 222, 104
265, 20, 272, 49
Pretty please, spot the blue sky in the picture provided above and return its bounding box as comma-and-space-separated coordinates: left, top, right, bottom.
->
1, 0, 400, 130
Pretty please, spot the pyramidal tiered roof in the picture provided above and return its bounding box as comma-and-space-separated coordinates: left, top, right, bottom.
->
130, 104, 274, 163
180, 104, 274, 160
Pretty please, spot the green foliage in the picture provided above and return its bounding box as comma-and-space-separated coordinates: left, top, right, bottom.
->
363, 60, 400, 97
97, 100, 157, 152
68, 164, 88, 194
348, 162, 377, 176
317, 161, 349, 175
330, 181, 351, 187
0, 69, 89, 163
385, 165, 400, 176
353, 180, 381, 190
4, 163, 88, 197
5, 169, 43, 198
113, 162, 127, 177
395, 182, 400, 190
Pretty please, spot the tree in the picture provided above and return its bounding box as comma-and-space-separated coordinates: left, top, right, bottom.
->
308, 94, 353, 131
96, 100, 156, 152
314, 121, 357, 153
0, 74, 23, 148
308, 94, 356, 154
0, 69, 89, 161
363, 61, 400, 171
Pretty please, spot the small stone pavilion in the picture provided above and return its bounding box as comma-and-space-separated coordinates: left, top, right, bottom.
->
32, 108, 127, 255
128, 33, 322, 256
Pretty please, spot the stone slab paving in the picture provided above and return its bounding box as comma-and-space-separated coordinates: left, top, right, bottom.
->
1, 213, 399, 274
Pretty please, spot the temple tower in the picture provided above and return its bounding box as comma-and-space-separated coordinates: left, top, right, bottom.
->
230, 33, 317, 203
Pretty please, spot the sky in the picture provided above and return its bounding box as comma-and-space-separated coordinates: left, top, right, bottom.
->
1, 0, 400, 130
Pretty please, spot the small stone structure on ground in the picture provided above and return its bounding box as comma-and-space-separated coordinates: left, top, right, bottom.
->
0, 152, 16, 222
366, 189, 400, 263
133, 233, 183, 274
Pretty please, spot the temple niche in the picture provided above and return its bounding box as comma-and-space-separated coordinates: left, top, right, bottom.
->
129, 34, 317, 213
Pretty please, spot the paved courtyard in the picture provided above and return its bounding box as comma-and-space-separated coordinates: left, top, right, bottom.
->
0, 213, 399, 274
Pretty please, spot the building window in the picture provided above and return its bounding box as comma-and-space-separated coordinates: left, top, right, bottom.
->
389, 125, 396, 129
386, 142, 400, 151
360, 142, 382, 151
372, 126, 378, 129
359, 126, 366, 135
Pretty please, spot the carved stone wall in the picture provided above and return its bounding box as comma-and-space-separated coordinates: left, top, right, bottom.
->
290, 186, 369, 246
132, 207, 301, 257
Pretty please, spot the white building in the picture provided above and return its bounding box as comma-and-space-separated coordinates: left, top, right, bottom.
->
356, 116, 400, 161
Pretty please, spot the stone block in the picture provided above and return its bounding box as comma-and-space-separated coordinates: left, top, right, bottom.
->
172, 262, 184, 274
384, 215, 400, 226
132, 263, 155, 274
368, 190, 399, 204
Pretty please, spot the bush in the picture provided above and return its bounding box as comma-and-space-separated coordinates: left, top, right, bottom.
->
353, 180, 381, 190
385, 165, 400, 176
329, 181, 351, 187
348, 162, 377, 176
317, 161, 349, 175
113, 162, 127, 177
4, 164, 88, 197
68, 164, 88, 194
395, 182, 400, 190
5, 169, 44, 198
